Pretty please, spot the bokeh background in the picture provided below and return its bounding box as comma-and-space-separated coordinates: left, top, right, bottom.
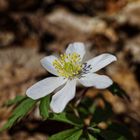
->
0, 0, 140, 139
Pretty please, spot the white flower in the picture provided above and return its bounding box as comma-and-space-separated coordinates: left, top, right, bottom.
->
26, 42, 117, 113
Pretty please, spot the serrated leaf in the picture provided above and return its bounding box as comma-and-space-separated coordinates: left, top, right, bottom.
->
39, 95, 50, 119
88, 133, 97, 140
49, 112, 83, 127
4, 95, 26, 106
0, 98, 36, 132
108, 82, 130, 101
48, 128, 82, 140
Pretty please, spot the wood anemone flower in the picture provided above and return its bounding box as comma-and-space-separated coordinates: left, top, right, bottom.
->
26, 42, 117, 113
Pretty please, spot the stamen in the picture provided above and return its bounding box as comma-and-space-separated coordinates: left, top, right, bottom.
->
81, 63, 92, 74
53, 53, 82, 79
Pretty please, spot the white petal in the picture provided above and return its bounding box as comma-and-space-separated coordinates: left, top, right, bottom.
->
66, 42, 85, 60
26, 77, 67, 100
86, 53, 117, 72
40, 55, 58, 76
50, 80, 76, 113
79, 73, 113, 89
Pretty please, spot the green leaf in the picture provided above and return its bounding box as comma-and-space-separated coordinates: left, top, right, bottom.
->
39, 95, 50, 119
88, 133, 97, 140
66, 129, 83, 140
4, 95, 26, 106
0, 98, 36, 132
78, 97, 95, 118
89, 103, 96, 114
78, 107, 89, 116
12, 98, 36, 116
0, 115, 19, 132
48, 128, 82, 140
88, 127, 101, 134
49, 112, 83, 127
108, 82, 130, 101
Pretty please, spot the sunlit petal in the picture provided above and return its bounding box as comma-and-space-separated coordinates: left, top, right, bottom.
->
26, 77, 67, 100
50, 80, 76, 113
79, 73, 113, 89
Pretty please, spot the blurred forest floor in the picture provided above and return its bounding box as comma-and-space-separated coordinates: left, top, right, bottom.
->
0, 0, 140, 139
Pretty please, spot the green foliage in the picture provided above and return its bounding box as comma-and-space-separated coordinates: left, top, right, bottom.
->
88, 133, 97, 140
66, 129, 83, 140
48, 128, 82, 140
78, 96, 113, 124
39, 95, 50, 119
0, 82, 133, 139
0, 98, 36, 132
77, 96, 97, 120
49, 112, 83, 127
4, 95, 26, 106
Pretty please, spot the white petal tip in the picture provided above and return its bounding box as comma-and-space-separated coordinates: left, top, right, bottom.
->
106, 79, 113, 87
50, 105, 63, 113
40, 58, 44, 63
96, 79, 113, 89
105, 53, 117, 61
112, 55, 117, 61
40, 58, 46, 66
26, 89, 38, 100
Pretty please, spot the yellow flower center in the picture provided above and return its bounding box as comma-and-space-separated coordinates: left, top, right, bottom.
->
53, 52, 82, 79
